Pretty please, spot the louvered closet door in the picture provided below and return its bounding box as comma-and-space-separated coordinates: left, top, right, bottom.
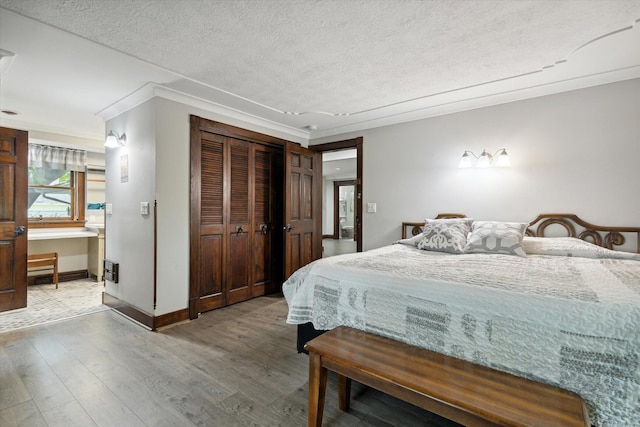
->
197, 132, 226, 313
191, 116, 289, 318
225, 138, 252, 305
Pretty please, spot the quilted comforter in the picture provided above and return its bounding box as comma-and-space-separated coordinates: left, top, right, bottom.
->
283, 243, 640, 426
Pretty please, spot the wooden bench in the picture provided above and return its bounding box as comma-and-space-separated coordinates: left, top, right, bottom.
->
27, 252, 59, 289
305, 326, 589, 427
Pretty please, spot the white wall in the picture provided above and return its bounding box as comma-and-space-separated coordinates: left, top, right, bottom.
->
153, 98, 190, 316
322, 178, 334, 235
311, 79, 640, 251
28, 238, 89, 273
105, 99, 157, 315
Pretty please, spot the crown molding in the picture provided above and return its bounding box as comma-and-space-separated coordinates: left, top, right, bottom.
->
310, 65, 640, 140
96, 82, 310, 141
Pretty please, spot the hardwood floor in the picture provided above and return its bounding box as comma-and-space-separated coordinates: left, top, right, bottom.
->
0, 295, 460, 427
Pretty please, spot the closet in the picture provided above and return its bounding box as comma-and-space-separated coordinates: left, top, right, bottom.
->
190, 116, 314, 318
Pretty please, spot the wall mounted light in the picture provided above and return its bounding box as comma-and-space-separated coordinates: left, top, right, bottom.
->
104, 130, 126, 148
458, 149, 510, 168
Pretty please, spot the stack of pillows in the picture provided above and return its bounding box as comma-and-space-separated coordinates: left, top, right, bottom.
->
397, 217, 640, 260
402, 218, 528, 257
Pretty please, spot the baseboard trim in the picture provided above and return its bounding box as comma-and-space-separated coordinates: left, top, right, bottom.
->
102, 292, 154, 329
28, 270, 88, 286
102, 292, 189, 331
155, 308, 189, 329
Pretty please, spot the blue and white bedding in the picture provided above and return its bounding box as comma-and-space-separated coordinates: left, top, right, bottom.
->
283, 238, 640, 426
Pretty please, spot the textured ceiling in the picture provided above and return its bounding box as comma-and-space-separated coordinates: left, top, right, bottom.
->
1, 0, 639, 142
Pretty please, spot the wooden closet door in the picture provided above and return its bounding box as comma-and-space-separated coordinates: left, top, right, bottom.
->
194, 132, 226, 314
252, 144, 284, 296
225, 138, 252, 305
191, 116, 296, 317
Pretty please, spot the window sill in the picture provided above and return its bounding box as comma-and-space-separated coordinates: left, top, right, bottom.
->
29, 220, 87, 229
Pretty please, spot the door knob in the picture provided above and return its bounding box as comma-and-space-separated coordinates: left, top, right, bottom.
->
236, 225, 244, 235
15, 226, 26, 236
284, 224, 293, 232
260, 224, 269, 235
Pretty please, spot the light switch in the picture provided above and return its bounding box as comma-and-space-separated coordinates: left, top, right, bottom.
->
105, 203, 113, 215
140, 202, 149, 215
367, 202, 377, 213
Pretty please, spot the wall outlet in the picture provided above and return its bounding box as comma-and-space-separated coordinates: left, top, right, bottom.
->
367, 202, 377, 213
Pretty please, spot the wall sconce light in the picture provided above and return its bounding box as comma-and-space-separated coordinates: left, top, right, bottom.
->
458, 149, 510, 168
104, 130, 126, 148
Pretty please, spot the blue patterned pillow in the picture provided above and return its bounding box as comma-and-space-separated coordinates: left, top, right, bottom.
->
417, 218, 473, 254
464, 221, 527, 256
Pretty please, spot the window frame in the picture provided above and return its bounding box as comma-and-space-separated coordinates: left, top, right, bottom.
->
28, 170, 86, 228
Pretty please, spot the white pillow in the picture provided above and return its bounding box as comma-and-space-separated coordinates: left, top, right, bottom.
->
394, 232, 425, 247
416, 218, 473, 254
522, 236, 640, 260
464, 221, 527, 257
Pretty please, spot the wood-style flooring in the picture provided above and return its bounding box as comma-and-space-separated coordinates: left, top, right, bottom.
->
0, 295, 460, 427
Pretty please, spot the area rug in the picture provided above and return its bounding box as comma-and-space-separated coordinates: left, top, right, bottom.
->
0, 279, 109, 334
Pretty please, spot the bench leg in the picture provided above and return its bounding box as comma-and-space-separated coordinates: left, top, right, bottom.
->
337, 374, 351, 411
53, 257, 58, 289
308, 352, 328, 427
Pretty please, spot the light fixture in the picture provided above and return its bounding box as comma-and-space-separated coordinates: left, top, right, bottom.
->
458, 151, 473, 168
458, 149, 510, 168
493, 149, 511, 167
104, 130, 126, 148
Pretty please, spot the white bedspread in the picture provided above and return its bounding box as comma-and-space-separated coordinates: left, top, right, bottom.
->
283, 244, 640, 426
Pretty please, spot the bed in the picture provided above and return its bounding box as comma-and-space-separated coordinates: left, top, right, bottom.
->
283, 213, 640, 427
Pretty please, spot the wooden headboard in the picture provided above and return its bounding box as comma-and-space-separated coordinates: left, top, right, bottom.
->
402, 213, 640, 253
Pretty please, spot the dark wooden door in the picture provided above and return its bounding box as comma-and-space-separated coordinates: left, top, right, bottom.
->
252, 144, 283, 296
225, 138, 251, 305
191, 130, 226, 315
0, 127, 28, 313
284, 142, 322, 279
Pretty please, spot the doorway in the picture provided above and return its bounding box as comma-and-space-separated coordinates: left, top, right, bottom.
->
323, 179, 357, 257
311, 137, 363, 257
334, 180, 356, 241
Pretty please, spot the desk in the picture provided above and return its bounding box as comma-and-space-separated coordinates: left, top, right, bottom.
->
28, 228, 101, 279
28, 229, 98, 240
86, 225, 105, 281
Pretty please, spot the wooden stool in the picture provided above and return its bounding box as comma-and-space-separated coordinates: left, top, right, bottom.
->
27, 252, 59, 289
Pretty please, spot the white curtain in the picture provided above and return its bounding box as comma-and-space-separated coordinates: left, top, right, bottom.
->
28, 144, 87, 172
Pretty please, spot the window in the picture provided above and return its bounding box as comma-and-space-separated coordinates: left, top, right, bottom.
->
28, 144, 87, 227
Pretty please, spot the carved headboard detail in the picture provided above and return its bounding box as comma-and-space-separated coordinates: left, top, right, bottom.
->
402, 213, 640, 253
526, 213, 640, 253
